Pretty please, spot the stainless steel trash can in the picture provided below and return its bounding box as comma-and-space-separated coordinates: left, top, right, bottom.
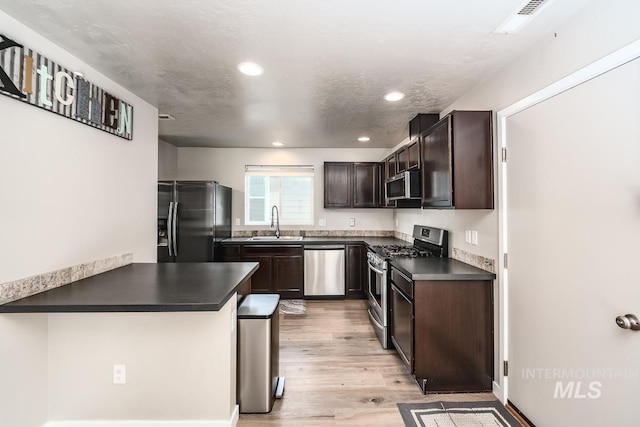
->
237, 294, 284, 413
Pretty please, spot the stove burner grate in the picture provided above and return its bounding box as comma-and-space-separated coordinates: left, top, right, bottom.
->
372, 245, 432, 258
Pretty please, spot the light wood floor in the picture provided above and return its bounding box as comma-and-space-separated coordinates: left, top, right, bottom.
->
238, 299, 496, 426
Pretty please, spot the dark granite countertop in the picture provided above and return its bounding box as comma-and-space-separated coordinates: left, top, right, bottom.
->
223, 236, 495, 281
0, 262, 259, 313
390, 257, 496, 281
223, 236, 406, 247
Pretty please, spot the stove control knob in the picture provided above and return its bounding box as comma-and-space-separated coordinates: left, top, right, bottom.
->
616, 314, 640, 331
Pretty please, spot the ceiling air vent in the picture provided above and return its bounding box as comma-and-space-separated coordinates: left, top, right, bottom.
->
518, 0, 548, 16
158, 114, 175, 121
493, 0, 555, 34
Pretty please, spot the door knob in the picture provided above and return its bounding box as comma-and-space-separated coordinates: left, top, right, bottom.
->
616, 314, 640, 331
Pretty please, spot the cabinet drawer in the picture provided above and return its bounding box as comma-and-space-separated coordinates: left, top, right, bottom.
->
390, 267, 413, 299
222, 244, 241, 257
243, 245, 303, 256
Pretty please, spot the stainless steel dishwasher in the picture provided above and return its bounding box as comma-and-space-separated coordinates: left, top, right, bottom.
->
303, 244, 345, 297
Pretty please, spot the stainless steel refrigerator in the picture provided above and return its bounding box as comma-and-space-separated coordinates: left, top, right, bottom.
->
157, 181, 232, 262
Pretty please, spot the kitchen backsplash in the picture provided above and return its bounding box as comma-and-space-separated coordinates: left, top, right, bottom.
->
0, 253, 134, 305
452, 248, 495, 273
233, 230, 395, 238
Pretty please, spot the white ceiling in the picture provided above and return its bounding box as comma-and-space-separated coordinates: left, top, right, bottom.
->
0, 0, 589, 148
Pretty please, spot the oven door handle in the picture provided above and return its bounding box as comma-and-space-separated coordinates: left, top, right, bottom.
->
367, 308, 384, 329
367, 260, 385, 276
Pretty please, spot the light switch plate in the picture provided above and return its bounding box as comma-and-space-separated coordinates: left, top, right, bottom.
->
471, 230, 478, 245
235, 218, 240, 226
113, 364, 126, 384
319, 219, 326, 227
465, 230, 472, 243
349, 218, 355, 227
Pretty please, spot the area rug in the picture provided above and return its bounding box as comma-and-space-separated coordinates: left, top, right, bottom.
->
279, 299, 306, 315
397, 401, 522, 427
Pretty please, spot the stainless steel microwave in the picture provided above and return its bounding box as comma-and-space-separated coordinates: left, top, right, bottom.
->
385, 170, 421, 200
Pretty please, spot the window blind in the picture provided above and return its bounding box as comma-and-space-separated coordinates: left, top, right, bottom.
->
244, 166, 314, 225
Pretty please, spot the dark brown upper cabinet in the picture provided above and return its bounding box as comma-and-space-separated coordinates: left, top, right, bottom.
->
409, 113, 440, 141
397, 146, 409, 172
398, 139, 421, 173
379, 156, 396, 208
324, 162, 379, 208
421, 111, 493, 209
407, 140, 421, 170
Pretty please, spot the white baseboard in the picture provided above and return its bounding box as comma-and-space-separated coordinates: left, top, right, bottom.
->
43, 406, 240, 427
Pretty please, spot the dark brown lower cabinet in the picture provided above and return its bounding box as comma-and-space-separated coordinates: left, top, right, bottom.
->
413, 279, 493, 393
389, 265, 493, 393
273, 253, 304, 296
241, 254, 272, 293
345, 244, 367, 299
223, 244, 304, 298
390, 284, 413, 370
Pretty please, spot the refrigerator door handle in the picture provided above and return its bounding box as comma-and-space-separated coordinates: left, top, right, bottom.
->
167, 202, 174, 257
172, 201, 179, 256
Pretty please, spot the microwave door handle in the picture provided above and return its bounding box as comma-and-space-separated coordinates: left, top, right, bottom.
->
404, 173, 411, 196
172, 202, 179, 256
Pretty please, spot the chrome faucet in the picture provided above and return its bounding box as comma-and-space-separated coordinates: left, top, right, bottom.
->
271, 205, 280, 238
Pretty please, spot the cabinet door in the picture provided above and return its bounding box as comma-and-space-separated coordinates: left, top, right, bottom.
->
397, 147, 408, 172
242, 255, 272, 293
407, 140, 420, 170
324, 162, 352, 208
390, 284, 413, 373
353, 163, 378, 208
450, 111, 494, 209
387, 155, 397, 179
272, 253, 304, 298
421, 117, 453, 208
346, 244, 366, 298
413, 280, 493, 393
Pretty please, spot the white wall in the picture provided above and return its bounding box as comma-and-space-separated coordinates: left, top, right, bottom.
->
176, 147, 394, 232
158, 139, 178, 180
0, 10, 158, 427
0, 11, 158, 284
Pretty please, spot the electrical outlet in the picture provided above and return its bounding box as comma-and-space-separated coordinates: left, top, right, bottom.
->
235, 218, 240, 226
319, 219, 326, 227
395, 218, 399, 227
113, 364, 126, 384
349, 218, 355, 227
471, 230, 478, 245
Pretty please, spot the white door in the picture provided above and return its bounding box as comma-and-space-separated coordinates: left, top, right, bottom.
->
505, 57, 640, 426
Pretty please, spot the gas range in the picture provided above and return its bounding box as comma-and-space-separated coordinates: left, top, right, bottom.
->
368, 225, 449, 264
369, 244, 432, 259
365, 225, 448, 350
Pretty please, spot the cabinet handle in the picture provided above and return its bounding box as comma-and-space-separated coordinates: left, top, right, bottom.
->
616, 314, 640, 331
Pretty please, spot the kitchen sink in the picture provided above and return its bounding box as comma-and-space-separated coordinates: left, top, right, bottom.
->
249, 236, 304, 241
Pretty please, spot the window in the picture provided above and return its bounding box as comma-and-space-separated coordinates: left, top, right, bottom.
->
244, 165, 314, 226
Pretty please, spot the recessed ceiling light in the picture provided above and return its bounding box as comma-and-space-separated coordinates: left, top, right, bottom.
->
358, 136, 370, 142
158, 113, 175, 121
237, 62, 264, 76
384, 91, 405, 102
272, 141, 284, 147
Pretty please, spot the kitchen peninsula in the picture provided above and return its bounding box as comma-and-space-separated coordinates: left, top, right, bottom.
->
0, 262, 258, 427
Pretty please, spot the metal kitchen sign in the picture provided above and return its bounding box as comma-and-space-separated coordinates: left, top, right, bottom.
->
0, 33, 133, 140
